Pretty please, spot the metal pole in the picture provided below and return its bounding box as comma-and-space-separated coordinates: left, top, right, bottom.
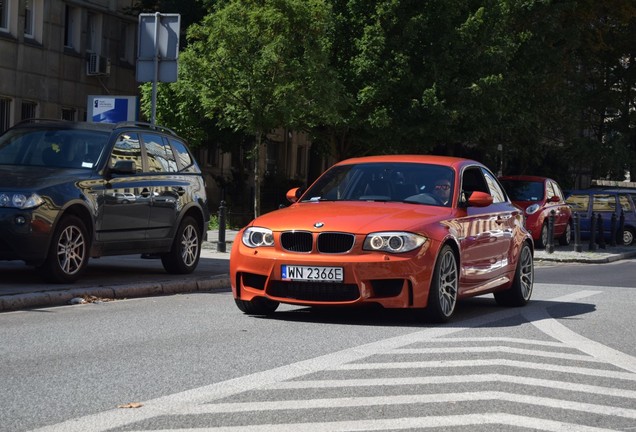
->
217, 200, 227, 253
546, 210, 555, 254
573, 212, 582, 252
151, 12, 160, 126
589, 212, 597, 251
597, 213, 606, 249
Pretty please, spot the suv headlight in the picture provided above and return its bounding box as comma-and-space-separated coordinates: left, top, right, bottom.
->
525, 204, 540, 215
0, 193, 45, 209
242, 227, 274, 248
363, 232, 426, 253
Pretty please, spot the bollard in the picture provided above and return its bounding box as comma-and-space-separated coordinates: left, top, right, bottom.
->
618, 210, 625, 246
573, 212, 582, 252
217, 200, 227, 253
589, 212, 597, 251
610, 213, 617, 247
597, 213, 605, 249
546, 210, 555, 254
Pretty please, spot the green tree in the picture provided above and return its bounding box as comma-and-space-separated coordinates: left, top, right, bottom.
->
181, 0, 341, 217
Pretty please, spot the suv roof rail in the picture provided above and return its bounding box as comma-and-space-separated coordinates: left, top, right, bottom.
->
114, 121, 178, 136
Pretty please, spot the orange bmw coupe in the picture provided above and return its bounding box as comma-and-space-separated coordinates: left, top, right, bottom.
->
230, 155, 534, 322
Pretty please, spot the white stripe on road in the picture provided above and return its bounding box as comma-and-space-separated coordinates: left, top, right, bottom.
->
124, 413, 618, 432
267, 373, 636, 399
332, 359, 636, 380
391, 346, 605, 362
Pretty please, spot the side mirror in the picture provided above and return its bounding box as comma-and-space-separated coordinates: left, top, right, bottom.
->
286, 187, 304, 203
467, 191, 493, 207
110, 160, 136, 175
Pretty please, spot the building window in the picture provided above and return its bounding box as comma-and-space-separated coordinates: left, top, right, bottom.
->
0, 0, 9, 31
64, 5, 80, 51
21, 100, 37, 121
119, 21, 135, 64
86, 12, 102, 53
0, 97, 12, 133
23, 0, 33, 37
61, 108, 76, 121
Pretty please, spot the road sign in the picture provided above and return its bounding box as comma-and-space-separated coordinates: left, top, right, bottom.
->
136, 13, 180, 83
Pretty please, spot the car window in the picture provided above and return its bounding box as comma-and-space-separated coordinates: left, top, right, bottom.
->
481, 169, 506, 203
551, 182, 565, 201
566, 194, 589, 212
170, 138, 199, 173
110, 132, 142, 172
142, 133, 178, 173
500, 180, 544, 201
618, 194, 632, 212
546, 182, 556, 200
461, 167, 489, 197
592, 194, 616, 212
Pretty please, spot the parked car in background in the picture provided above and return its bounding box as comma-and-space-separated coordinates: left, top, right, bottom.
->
565, 188, 636, 246
231, 155, 534, 323
499, 175, 572, 248
0, 119, 210, 283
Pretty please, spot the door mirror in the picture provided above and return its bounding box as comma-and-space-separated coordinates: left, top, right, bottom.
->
286, 187, 304, 203
467, 191, 493, 207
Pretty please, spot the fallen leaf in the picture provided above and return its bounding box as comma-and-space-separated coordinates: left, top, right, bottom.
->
117, 402, 143, 409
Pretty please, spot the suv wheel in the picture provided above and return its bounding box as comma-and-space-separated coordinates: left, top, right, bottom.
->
161, 216, 201, 274
39, 215, 89, 283
623, 227, 635, 247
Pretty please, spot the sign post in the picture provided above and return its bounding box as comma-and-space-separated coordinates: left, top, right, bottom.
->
137, 13, 180, 125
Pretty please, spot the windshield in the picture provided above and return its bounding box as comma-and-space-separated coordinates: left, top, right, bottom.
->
501, 180, 544, 201
301, 162, 455, 207
0, 128, 109, 169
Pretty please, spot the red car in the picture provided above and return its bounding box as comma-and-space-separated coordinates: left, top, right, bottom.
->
499, 175, 572, 248
230, 155, 534, 323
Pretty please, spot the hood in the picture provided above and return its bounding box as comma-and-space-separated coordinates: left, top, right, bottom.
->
510, 200, 543, 212
249, 201, 451, 234
0, 165, 91, 190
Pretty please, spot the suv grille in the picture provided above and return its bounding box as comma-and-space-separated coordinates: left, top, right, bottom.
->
280, 231, 355, 254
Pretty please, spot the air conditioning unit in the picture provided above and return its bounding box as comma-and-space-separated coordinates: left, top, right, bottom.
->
86, 52, 111, 76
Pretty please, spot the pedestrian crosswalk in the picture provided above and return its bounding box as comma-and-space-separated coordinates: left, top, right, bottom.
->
33, 288, 636, 432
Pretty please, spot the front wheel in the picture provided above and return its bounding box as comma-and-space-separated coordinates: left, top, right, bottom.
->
424, 245, 458, 323
39, 215, 89, 284
161, 216, 201, 274
235, 298, 279, 315
494, 242, 533, 307
623, 227, 635, 246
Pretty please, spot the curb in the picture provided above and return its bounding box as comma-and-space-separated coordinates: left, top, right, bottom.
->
534, 250, 636, 264
0, 275, 231, 313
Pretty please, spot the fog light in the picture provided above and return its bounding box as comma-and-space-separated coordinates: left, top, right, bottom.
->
15, 216, 26, 225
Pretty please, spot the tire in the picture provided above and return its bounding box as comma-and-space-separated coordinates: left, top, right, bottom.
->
558, 220, 572, 246
424, 245, 458, 323
623, 227, 635, 247
39, 215, 89, 284
536, 223, 548, 249
161, 216, 201, 274
235, 298, 279, 315
494, 242, 533, 307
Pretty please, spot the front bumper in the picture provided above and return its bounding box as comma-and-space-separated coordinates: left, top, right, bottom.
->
230, 240, 436, 309
0, 208, 54, 264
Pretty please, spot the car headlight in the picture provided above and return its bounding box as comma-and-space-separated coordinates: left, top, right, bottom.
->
242, 227, 274, 248
363, 232, 426, 253
526, 204, 540, 215
0, 193, 44, 209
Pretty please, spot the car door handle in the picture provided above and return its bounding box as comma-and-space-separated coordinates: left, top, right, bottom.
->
140, 189, 151, 198
175, 187, 185, 196
496, 215, 512, 224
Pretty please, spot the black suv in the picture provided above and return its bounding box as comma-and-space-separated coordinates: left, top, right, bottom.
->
0, 120, 210, 283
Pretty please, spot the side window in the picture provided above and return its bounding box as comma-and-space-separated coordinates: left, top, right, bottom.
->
618, 194, 632, 212
170, 138, 200, 173
545, 182, 556, 200
551, 182, 565, 201
566, 194, 589, 212
462, 167, 489, 195
142, 133, 177, 173
110, 132, 142, 173
481, 168, 506, 203
592, 194, 616, 212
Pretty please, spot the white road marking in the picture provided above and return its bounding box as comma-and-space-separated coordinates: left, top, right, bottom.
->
267, 374, 636, 399
124, 413, 619, 432
31, 289, 635, 432
391, 346, 606, 362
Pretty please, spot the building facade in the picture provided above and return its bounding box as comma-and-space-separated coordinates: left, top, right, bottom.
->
0, 0, 138, 129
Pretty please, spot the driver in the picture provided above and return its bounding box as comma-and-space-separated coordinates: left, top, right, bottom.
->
433, 179, 452, 205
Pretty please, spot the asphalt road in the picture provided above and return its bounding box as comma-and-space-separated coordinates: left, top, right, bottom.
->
1, 262, 635, 432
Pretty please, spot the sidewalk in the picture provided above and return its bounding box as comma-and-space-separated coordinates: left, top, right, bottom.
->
1, 229, 634, 312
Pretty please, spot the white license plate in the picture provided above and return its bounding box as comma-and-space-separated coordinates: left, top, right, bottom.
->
281, 265, 343, 282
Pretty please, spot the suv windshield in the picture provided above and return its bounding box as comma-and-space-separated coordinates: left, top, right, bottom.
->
500, 180, 544, 202
0, 128, 109, 169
